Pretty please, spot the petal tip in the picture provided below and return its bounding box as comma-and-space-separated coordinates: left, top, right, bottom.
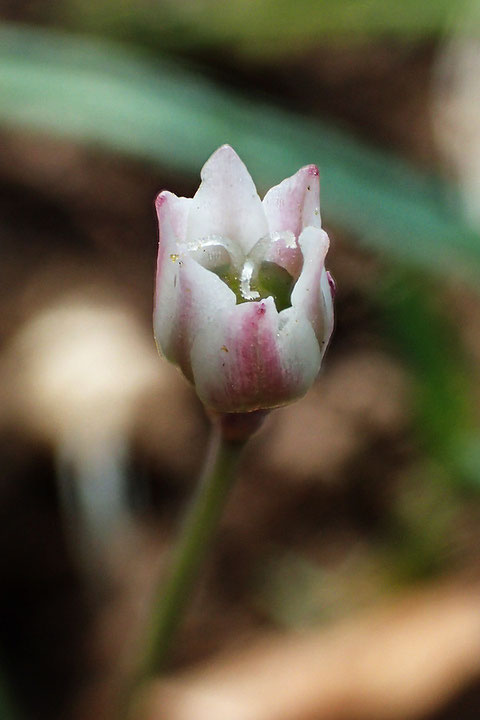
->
255, 296, 276, 317
207, 144, 240, 164
217, 143, 235, 153
155, 191, 167, 206
326, 270, 336, 299
155, 190, 171, 217
200, 145, 246, 182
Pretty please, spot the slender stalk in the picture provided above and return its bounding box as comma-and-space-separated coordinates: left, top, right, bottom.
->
122, 414, 268, 720
137, 428, 244, 678
122, 412, 267, 719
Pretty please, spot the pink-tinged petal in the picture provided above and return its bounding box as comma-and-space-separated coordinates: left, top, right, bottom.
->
154, 192, 235, 379
262, 164, 321, 238
326, 270, 336, 299
155, 190, 191, 243
154, 150, 334, 413
190, 297, 321, 413
187, 145, 268, 255
291, 226, 332, 354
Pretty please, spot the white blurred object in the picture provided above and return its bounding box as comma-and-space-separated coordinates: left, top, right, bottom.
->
8, 295, 162, 574
11, 300, 160, 439
433, 1, 480, 228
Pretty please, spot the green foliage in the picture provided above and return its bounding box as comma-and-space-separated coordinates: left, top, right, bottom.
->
0, 19, 479, 491
2, 23, 479, 487
377, 270, 480, 489
1, 23, 480, 286
64, 0, 465, 57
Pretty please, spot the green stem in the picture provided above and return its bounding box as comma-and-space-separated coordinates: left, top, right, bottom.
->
138, 429, 244, 677
122, 412, 267, 718
122, 415, 268, 720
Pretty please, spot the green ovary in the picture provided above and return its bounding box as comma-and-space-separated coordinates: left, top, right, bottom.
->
188, 236, 296, 313
212, 261, 294, 312
255, 261, 295, 312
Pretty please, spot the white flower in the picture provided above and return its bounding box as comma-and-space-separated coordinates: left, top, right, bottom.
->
154, 145, 334, 413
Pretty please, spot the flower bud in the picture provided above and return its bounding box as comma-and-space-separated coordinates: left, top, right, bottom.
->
154, 145, 334, 413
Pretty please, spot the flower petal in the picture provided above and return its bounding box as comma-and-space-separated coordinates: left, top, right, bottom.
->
291, 226, 332, 354
190, 296, 321, 412
155, 190, 191, 243
154, 191, 236, 379
187, 145, 268, 255
154, 151, 334, 414
262, 164, 321, 238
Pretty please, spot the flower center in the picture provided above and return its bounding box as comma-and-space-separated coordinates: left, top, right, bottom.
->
184, 232, 300, 312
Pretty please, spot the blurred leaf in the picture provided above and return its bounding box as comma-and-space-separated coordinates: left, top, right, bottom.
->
377, 270, 480, 488
64, 0, 466, 57
1, 23, 480, 285
383, 463, 459, 584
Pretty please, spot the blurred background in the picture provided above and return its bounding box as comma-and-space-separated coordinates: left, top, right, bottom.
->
2, 1, 480, 719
